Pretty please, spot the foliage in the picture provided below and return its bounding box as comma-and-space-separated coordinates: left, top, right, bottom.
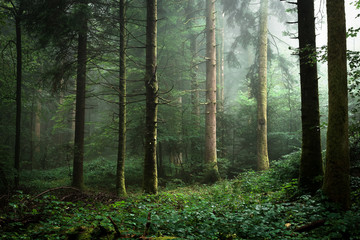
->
1, 168, 360, 239
19, 156, 146, 193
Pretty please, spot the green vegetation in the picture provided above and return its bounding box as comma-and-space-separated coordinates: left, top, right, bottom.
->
1, 153, 359, 239
1, 0, 360, 239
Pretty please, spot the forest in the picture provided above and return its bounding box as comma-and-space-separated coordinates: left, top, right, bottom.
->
0, 0, 360, 239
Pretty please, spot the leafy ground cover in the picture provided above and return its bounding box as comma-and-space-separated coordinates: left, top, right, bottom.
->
1, 182, 359, 239
1, 154, 360, 239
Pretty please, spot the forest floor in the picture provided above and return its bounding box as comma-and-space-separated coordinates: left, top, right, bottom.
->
1, 156, 360, 239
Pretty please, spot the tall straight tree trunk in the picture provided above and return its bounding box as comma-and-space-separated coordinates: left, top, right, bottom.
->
205, 0, 220, 182
187, 0, 200, 162
116, 0, 127, 197
256, 0, 269, 171
188, 0, 200, 123
72, 0, 88, 190
217, 12, 225, 113
14, 15, 22, 188
297, 0, 323, 194
216, 11, 226, 158
143, 0, 158, 194
323, 0, 350, 210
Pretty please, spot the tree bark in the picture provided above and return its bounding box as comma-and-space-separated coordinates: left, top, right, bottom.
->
186, 0, 201, 163
72, 0, 88, 190
297, 0, 323, 194
205, 0, 220, 182
143, 0, 158, 194
323, 0, 350, 210
14, 14, 22, 189
217, 12, 225, 113
256, 0, 269, 171
116, 0, 127, 197
217, 11, 226, 158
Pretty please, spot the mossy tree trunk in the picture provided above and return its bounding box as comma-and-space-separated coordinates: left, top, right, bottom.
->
143, 0, 158, 194
116, 0, 127, 197
297, 0, 323, 194
72, 0, 88, 190
323, 0, 350, 210
205, 0, 220, 182
256, 0, 269, 171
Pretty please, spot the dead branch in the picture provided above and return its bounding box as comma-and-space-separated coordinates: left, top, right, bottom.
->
30, 186, 81, 201
107, 216, 123, 237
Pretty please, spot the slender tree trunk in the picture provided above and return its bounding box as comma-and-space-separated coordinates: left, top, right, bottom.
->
217, 11, 226, 158
187, 0, 201, 163
72, 0, 88, 190
256, 0, 269, 171
323, 0, 350, 210
297, 0, 323, 194
143, 0, 158, 194
188, 0, 200, 122
205, 0, 220, 182
217, 12, 225, 113
71, 84, 76, 143
116, 0, 127, 197
14, 15, 22, 189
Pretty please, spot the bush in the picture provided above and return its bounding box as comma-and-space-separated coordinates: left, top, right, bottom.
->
268, 150, 301, 183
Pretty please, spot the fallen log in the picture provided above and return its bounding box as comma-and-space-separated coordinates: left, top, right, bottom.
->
294, 219, 326, 233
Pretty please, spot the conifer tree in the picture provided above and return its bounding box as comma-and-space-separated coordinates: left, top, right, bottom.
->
116, 0, 127, 197
256, 0, 269, 171
143, 0, 158, 194
204, 0, 220, 182
297, 0, 323, 194
323, 0, 350, 210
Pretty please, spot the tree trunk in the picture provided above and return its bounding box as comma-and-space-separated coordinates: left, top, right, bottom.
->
297, 0, 323, 194
323, 0, 350, 210
188, 0, 200, 121
217, 12, 225, 113
143, 0, 158, 194
256, 0, 269, 171
116, 0, 127, 197
187, 0, 201, 163
205, 0, 220, 182
72, 0, 88, 190
217, 11, 226, 158
14, 14, 22, 189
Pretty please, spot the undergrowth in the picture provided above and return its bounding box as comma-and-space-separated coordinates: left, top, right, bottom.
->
1, 151, 359, 239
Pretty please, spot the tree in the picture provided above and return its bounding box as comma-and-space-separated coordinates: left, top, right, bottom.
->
322, 0, 350, 210
186, 0, 201, 163
116, 0, 127, 197
72, 0, 88, 190
256, 0, 269, 171
216, 9, 226, 158
204, 0, 220, 182
143, 0, 158, 194
0, 1, 24, 189
297, 0, 323, 194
